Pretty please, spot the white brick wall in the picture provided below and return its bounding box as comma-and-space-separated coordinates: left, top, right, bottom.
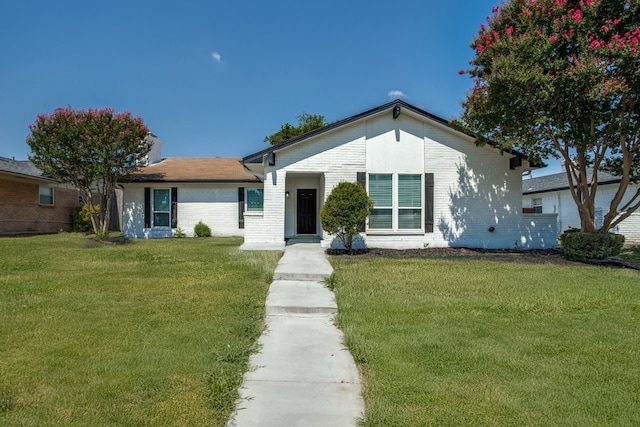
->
121, 183, 245, 238
243, 111, 554, 250
241, 170, 286, 249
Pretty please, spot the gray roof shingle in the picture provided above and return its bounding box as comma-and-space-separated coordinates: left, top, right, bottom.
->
0, 157, 56, 182
523, 168, 621, 194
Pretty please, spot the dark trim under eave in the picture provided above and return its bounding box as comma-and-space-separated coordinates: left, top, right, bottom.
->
128, 179, 263, 184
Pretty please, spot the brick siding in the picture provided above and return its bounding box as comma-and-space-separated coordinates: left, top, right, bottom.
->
0, 177, 78, 234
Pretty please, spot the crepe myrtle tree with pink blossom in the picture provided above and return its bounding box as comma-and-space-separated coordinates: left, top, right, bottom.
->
27, 107, 152, 238
458, 0, 640, 233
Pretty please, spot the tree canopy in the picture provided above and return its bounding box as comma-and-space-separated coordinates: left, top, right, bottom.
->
264, 112, 326, 145
460, 0, 640, 232
27, 107, 152, 238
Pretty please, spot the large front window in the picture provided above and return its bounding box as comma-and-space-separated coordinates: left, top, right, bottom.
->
153, 189, 170, 227
369, 174, 392, 229
369, 174, 422, 230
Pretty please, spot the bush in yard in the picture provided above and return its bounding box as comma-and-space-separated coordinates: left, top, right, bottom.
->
194, 221, 211, 237
71, 204, 100, 233
561, 231, 625, 260
320, 181, 373, 253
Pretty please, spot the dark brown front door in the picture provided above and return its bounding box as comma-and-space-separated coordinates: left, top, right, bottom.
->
297, 189, 316, 234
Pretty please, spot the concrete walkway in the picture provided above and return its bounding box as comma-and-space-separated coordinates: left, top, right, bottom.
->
227, 242, 364, 427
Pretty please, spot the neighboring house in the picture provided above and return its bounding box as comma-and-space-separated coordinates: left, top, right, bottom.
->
239, 100, 557, 250
523, 169, 640, 243
0, 157, 78, 235
121, 157, 261, 238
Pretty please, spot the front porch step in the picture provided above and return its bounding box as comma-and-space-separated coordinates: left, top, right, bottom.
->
285, 236, 321, 245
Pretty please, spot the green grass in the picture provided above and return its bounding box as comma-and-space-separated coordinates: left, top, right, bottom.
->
0, 233, 281, 426
330, 256, 640, 427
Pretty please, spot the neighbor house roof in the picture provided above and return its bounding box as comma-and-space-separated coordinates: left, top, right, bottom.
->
0, 157, 57, 182
129, 157, 261, 183
241, 99, 542, 167
523, 168, 622, 195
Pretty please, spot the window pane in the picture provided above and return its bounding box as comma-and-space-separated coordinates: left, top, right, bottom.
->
247, 188, 264, 211
39, 186, 54, 205
532, 198, 543, 214
398, 209, 422, 229
370, 208, 392, 229
398, 175, 421, 207
369, 174, 392, 207
153, 189, 170, 211
154, 213, 170, 227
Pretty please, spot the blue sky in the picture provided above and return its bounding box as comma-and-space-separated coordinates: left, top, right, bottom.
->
0, 0, 561, 176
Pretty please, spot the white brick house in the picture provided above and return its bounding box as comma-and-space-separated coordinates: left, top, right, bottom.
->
240, 100, 557, 250
523, 169, 640, 244
121, 157, 261, 238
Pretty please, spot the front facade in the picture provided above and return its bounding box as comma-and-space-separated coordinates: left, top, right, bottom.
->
121, 157, 261, 238
523, 169, 640, 244
241, 101, 557, 250
0, 157, 78, 235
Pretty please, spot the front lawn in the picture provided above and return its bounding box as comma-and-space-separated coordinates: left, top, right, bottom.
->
330, 255, 640, 426
0, 234, 280, 426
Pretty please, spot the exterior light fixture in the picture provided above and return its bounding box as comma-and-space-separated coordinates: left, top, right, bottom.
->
285, 191, 290, 199
393, 104, 401, 119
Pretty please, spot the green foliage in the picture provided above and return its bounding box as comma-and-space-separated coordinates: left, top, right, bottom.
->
27, 107, 151, 237
560, 231, 625, 260
70, 203, 100, 233
619, 245, 640, 261
194, 221, 212, 237
173, 227, 186, 238
460, 0, 640, 232
319, 181, 373, 252
264, 112, 326, 145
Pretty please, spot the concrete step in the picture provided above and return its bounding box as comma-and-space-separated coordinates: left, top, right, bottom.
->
265, 280, 337, 315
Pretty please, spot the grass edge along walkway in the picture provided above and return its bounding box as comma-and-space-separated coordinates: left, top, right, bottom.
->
0, 234, 281, 426
329, 255, 640, 427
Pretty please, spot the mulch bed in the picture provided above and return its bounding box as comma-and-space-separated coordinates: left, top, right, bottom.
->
326, 247, 640, 270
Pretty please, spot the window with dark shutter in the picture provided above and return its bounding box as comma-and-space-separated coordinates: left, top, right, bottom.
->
144, 187, 151, 228
171, 187, 178, 229
424, 173, 434, 233
238, 187, 245, 229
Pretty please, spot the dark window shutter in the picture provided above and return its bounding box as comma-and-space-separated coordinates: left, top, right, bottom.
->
144, 187, 151, 228
357, 172, 367, 232
425, 173, 434, 233
238, 187, 245, 229
171, 187, 178, 229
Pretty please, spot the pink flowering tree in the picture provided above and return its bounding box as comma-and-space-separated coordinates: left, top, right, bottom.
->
27, 107, 152, 238
460, 0, 640, 233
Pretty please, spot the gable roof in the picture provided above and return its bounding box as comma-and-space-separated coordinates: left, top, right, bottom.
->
523, 168, 622, 195
0, 157, 57, 182
241, 99, 540, 167
129, 157, 260, 183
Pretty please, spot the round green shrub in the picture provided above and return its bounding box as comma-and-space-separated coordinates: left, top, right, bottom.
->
560, 231, 625, 260
194, 221, 212, 237
71, 203, 99, 233
319, 181, 373, 252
